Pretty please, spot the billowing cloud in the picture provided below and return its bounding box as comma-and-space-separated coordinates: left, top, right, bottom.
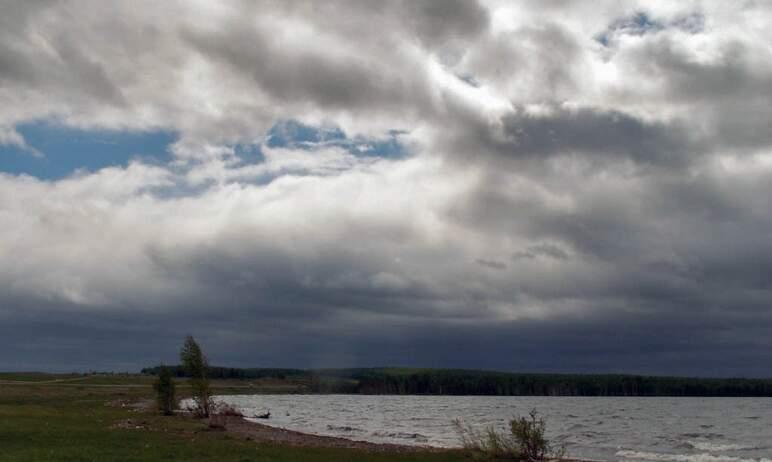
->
1, 0, 772, 375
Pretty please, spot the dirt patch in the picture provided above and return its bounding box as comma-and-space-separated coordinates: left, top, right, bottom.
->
110, 419, 149, 430
106, 398, 154, 411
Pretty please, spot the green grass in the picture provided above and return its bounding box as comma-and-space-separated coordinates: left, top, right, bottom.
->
0, 375, 464, 462
0, 372, 82, 382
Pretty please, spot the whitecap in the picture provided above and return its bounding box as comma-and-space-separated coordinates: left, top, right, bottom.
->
687, 441, 754, 452
616, 449, 772, 462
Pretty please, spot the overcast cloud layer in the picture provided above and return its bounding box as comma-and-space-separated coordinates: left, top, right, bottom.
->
2, 0, 772, 376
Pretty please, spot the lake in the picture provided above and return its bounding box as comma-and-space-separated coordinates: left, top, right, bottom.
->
213, 395, 772, 461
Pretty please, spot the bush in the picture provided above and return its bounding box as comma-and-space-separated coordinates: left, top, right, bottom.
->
454, 410, 564, 461
180, 335, 212, 418
153, 365, 177, 416
213, 402, 244, 417
206, 402, 244, 431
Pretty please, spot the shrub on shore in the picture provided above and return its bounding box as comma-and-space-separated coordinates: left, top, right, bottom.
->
207, 402, 244, 430
180, 335, 212, 418
454, 409, 564, 461
153, 365, 177, 415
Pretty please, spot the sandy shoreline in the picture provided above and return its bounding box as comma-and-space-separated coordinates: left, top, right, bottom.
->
220, 415, 453, 453
113, 398, 451, 453
220, 415, 589, 461
122, 398, 587, 459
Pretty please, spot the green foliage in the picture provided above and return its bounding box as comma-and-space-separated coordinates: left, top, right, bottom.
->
454, 410, 564, 462
180, 335, 207, 379
509, 411, 564, 462
153, 365, 177, 415
180, 335, 212, 418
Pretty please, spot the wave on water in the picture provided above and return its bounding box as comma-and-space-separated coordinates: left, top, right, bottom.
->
616, 450, 772, 462
686, 441, 757, 452
213, 395, 772, 457
680, 433, 726, 440
326, 424, 363, 433
372, 431, 429, 442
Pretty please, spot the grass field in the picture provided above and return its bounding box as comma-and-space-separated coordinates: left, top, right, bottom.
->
0, 374, 465, 462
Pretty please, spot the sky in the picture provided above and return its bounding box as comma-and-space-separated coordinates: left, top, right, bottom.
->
1, 1, 772, 376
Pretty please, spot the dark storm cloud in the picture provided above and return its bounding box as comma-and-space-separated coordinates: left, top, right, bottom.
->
183, 26, 432, 115
446, 157, 772, 324
601, 18, 772, 155
0, 3, 124, 104
432, 103, 702, 178
2, 1, 772, 376
400, 0, 490, 48
513, 243, 570, 261
498, 107, 696, 166
627, 37, 772, 105
180, 0, 489, 123
476, 258, 508, 270
5, 300, 772, 377
459, 22, 585, 99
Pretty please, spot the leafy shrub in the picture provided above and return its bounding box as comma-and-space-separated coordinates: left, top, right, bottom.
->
153, 365, 177, 416
180, 335, 212, 418
206, 402, 244, 430
213, 402, 244, 417
454, 409, 565, 461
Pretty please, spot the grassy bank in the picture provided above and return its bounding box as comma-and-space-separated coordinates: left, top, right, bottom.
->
0, 374, 464, 462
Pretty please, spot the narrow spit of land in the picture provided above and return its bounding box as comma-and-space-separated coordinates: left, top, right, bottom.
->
0, 373, 467, 462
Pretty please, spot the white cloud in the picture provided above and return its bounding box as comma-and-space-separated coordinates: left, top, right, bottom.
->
3, 0, 772, 372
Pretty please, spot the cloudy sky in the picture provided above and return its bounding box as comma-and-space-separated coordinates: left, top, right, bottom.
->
2, 1, 772, 376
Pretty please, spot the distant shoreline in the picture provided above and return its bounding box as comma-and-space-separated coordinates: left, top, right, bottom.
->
5, 369, 772, 397
141, 366, 772, 397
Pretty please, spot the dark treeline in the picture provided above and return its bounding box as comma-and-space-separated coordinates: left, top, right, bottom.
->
140, 366, 772, 397
141, 365, 307, 380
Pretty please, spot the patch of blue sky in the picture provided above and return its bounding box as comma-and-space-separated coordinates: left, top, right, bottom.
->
596, 12, 663, 46
456, 73, 481, 88
0, 121, 177, 180
346, 130, 406, 158
595, 11, 704, 47
264, 119, 407, 159
0, 118, 408, 181
231, 142, 266, 167
266, 119, 346, 148
669, 13, 705, 34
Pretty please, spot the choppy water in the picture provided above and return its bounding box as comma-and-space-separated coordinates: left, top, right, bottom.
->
214, 395, 772, 462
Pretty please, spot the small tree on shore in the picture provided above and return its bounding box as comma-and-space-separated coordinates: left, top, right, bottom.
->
180, 335, 212, 418
454, 409, 564, 462
153, 365, 177, 415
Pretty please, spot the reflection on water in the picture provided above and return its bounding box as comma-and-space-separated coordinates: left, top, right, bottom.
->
214, 395, 772, 462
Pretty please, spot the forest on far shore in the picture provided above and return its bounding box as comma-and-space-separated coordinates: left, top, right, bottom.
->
140, 366, 772, 397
